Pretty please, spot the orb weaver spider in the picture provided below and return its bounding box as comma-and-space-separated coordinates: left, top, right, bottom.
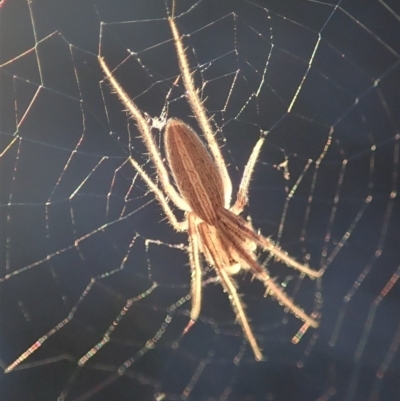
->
99, 11, 322, 361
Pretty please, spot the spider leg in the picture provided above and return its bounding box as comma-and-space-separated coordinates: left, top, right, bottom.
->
216, 209, 320, 328
127, 155, 187, 232
168, 16, 233, 208
231, 134, 266, 215
198, 222, 263, 361
99, 57, 190, 217
182, 213, 204, 334
219, 208, 322, 278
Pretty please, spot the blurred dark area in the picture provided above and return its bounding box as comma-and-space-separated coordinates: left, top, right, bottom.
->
1, 1, 399, 400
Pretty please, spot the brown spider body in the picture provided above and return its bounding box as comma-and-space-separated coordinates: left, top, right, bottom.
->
165, 118, 224, 225
165, 118, 257, 275
97, 13, 323, 361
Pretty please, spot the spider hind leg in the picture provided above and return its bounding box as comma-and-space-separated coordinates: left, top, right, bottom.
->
215, 208, 320, 329
198, 221, 264, 361
218, 208, 322, 279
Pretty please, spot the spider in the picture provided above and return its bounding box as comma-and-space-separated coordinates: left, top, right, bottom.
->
99, 11, 322, 361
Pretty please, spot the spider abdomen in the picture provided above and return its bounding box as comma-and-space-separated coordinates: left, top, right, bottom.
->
165, 118, 224, 225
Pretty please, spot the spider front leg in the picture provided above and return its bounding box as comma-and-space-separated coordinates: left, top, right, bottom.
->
99, 57, 190, 230
168, 16, 233, 208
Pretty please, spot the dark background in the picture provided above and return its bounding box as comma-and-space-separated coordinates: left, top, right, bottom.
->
1, 1, 400, 400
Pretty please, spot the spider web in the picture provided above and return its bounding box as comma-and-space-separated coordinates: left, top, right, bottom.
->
1, 0, 399, 400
